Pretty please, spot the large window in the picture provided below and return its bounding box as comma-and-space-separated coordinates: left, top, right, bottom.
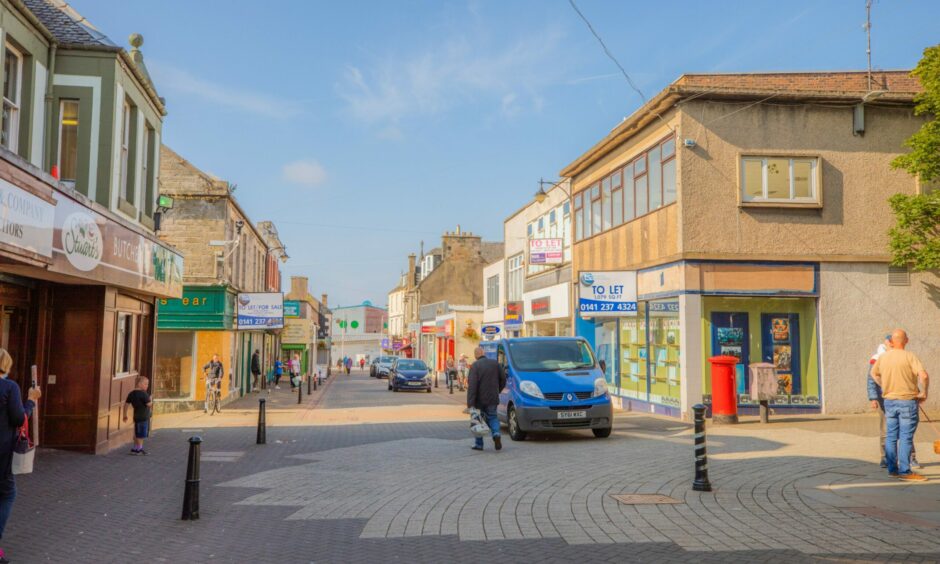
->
507, 254, 524, 302
155, 332, 195, 399
486, 274, 500, 308
741, 156, 818, 204
58, 100, 80, 184
574, 134, 677, 242
2, 44, 22, 152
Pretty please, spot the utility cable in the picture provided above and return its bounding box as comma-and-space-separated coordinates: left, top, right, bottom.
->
567, 0, 674, 132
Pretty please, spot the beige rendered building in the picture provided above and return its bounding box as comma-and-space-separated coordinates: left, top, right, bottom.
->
564, 71, 934, 419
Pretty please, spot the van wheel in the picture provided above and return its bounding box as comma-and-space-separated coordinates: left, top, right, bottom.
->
508, 406, 527, 441
592, 427, 612, 438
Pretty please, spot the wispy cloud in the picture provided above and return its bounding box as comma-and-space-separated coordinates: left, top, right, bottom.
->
282, 159, 328, 187
150, 62, 303, 119
336, 25, 567, 131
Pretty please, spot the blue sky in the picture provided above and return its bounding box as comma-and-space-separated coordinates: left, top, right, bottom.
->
77, 0, 939, 308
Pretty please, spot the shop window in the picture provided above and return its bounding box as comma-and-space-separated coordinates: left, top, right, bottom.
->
601, 178, 612, 231
648, 300, 680, 408
115, 312, 137, 375
57, 100, 80, 184
155, 332, 195, 399
740, 156, 819, 205
2, 43, 23, 152
619, 311, 647, 401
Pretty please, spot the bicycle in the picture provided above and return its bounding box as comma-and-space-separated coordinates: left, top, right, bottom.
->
205, 374, 222, 415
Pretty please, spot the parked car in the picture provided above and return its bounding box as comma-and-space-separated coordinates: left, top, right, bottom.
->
372, 356, 396, 378
494, 337, 612, 441
388, 358, 431, 393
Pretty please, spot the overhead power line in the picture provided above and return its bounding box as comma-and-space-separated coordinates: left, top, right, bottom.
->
567, 0, 673, 130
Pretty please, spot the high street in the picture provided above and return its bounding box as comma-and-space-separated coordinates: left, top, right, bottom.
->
8, 370, 940, 563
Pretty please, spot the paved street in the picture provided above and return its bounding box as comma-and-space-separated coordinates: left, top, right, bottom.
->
6, 370, 940, 563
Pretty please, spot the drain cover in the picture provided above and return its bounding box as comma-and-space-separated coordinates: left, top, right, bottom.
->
611, 494, 681, 505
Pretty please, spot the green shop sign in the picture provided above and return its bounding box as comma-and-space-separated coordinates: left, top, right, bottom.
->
157, 286, 234, 330
284, 300, 301, 318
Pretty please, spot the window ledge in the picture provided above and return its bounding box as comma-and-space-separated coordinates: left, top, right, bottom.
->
117, 197, 138, 218
740, 201, 822, 210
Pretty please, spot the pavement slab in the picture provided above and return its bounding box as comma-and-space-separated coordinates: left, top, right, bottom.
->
4, 370, 940, 563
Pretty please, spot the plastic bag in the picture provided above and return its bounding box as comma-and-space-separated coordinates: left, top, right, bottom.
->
469, 408, 489, 437
12, 415, 34, 475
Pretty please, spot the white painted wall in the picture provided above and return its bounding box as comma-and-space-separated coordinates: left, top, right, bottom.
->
522, 281, 570, 322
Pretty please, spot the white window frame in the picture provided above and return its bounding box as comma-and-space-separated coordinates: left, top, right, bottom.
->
57, 99, 80, 185
741, 156, 819, 204
507, 254, 524, 302
486, 274, 500, 308
2, 43, 23, 153
119, 100, 131, 202
140, 123, 150, 210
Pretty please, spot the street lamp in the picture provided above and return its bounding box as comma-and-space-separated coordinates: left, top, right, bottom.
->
534, 178, 569, 203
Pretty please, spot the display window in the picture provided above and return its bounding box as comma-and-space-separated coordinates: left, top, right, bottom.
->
594, 320, 617, 388
618, 314, 646, 400
703, 297, 819, 408
648, 300, 680, 408
155, 331, 195, 399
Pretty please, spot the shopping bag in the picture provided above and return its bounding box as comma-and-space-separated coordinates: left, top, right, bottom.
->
469, 408, 489, 437
12, 411, 34, 475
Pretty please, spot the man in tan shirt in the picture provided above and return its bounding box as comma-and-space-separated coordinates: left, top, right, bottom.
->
871, 329, 930, 481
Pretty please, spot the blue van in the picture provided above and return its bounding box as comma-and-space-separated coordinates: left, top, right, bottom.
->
493, 337, 613, 441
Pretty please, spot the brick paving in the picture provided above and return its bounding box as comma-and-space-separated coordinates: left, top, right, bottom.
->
4, 371, 940, 563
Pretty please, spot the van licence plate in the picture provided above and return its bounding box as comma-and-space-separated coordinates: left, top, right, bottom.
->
557, 410, 586, 419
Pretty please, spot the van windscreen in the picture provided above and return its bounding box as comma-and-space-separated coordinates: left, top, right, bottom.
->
506, 340, 595, 372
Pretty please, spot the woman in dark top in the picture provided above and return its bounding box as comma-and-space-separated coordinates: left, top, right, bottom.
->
0, 349, 40, 564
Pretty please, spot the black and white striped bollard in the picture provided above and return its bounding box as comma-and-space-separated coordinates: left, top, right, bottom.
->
692, 404, 712, 492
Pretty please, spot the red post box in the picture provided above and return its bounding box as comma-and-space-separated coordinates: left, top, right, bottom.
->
708, 355, 740, 424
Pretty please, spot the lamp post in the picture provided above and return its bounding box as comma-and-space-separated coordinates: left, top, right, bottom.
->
534, 178, 570, 203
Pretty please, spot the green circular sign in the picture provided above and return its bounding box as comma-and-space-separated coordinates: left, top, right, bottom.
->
351, 321, 359, 329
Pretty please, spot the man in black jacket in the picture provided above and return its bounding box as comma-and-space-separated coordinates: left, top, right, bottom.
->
251, 350, 262, 391
467, 346, 506, 451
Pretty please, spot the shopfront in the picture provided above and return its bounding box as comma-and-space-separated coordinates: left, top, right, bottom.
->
523, 282, 571, 337
154, 285, 239, 412
576, 261, 820, 419
0, 159, 183, 452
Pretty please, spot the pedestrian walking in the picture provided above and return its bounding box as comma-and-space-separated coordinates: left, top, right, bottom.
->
359, 358, 365, 371
466, 346, 506, 451
123, 376, 153, 455
868, 335, 920, 469
273, 358, 284, 390
445, 357, 457, 389
457, 354, 469, 391
290, 353, 302, 389
870, 329, 930, 481
251, 349, 262, 392
345, 357, 352, 375
0, 348, 40, 564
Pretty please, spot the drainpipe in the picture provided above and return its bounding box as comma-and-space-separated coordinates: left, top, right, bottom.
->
43, 43, 57, 173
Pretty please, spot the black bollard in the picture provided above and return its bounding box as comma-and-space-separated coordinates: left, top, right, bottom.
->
181, 436, 202, 520
434, 372, 438, 388
257, 399, 266, 445
298, 377, 303, 403
692, 404, 712, 492
307, 371, 312, 395
449, 373, 454, 395
313, 372, 318, 391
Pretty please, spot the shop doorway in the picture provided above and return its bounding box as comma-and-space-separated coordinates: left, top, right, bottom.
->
760, 313, 801, 398
0, 304, 30, 386
709, 312, 750, 395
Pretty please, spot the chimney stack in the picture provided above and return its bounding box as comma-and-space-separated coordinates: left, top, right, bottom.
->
407, 254, 417, 290
321, 293, 328, 307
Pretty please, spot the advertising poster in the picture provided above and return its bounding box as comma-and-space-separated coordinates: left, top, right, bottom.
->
284, 301, 301, 318
717, 327, 744, 359
505, 301, 523, 328
237, 292, 284, 329
529, 238, 563, 265
578, 271, 637, 317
